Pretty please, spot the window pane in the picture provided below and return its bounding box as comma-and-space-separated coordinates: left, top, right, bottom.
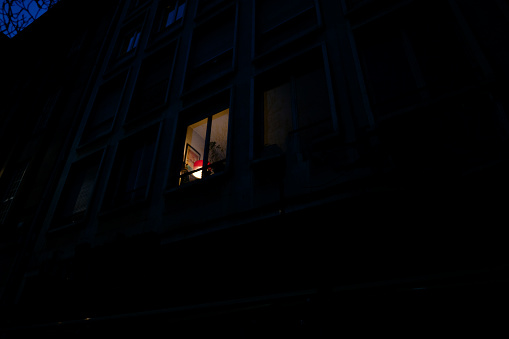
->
209, 109, 229, 173
166, 9, 177, 27
182, 118, 207, 183
53, 153, 101, 227
72, 167, 98, 214
120, 140, 155, 202
264, 82, 292, 151
176, 3, 185, 21
295, 67, 333, 145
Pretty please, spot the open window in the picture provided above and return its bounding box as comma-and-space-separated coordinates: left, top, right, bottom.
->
179, 109, 229, 185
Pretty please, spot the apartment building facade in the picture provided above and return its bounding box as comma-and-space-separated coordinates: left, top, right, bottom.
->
1, 0, 509, 336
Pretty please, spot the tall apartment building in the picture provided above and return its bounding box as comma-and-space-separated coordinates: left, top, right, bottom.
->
1, 0, 509, 336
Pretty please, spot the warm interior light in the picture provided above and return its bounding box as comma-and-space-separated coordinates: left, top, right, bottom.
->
192, 160, 204, 179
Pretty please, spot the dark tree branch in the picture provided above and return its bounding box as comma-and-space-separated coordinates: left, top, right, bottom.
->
0, 0, 60, 37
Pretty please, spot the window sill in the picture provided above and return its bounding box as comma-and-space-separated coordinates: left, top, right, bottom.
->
165, 169, 230, 196
181, 67, 235, 99
47, 219, 86, 235
253, 24, 323, 64
195, 0, 235, 23
106, 51, 138, 75
148, 23, 183, 50
251, 145, 285, 170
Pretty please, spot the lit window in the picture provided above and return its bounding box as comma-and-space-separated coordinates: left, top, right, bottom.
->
180, 109, 229, 185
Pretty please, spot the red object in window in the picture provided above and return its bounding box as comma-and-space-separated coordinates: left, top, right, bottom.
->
192, 160, 210, 179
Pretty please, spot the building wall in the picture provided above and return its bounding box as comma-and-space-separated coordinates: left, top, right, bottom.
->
1, 0, 509, 333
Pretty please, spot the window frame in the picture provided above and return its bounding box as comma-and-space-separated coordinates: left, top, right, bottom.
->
126, 41, 178, 123
253, 0, 321, 57
183, 3, 238, 93
253, 46, 337, 159
102, 124, 162, 211
158, 0, 187, 32
80, 71, 130, 145
50, 150, 106, 231
170, 90, 233, 189
0, 164, 28, 225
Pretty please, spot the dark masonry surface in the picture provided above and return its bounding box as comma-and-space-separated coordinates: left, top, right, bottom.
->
1, 0, 509, 336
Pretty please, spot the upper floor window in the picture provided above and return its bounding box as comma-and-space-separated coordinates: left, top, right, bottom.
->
120, 29, 141, 56
185, 5, 236, 90
355, 4, 477, 117
81, 72, 128, 144
0, 165, 28, 225
51, 152, 103, 229
257, 49, 334, 156
180, 109, 229, 185
161, 0, 186, 29
127, 43, 176, 122
103, 125, 160, 209
255, 0, 317, 55
129, 0, 150, 13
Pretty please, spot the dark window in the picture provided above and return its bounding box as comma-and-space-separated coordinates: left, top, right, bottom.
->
0, 165, 28, 225
129, 0, 150, 12
186, 6, 235, 89
81, 72, 128, 144
355, 5, 477, 117
104, 126, 159, 209
196, 0, 233, 16
120, 29, 141, 56
456, 0, 509, 77
127, 43, 176, 122
257, 50, 333, 156
179, 108, 229, 185
257, 0, 314, 33
52, 152, 103, 228
255, 0, 317, 54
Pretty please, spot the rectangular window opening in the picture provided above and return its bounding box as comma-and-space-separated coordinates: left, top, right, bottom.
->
179, 108, 229, 185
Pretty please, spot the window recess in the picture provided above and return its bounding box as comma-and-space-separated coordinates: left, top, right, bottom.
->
112, 15, 146, 66
255, 0, 319, 56
185, 6, 236, 91
0, 164, 28, 225
155, 0, 186, 33
51, 151, 104, 230
126, 43, 177, 122
196, 0, 234, 18
179, 108, 230, 185
81, 72, 128, 145
103, 125, 160, 210
354, 4, 478, 118
256, 49, 334, 159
